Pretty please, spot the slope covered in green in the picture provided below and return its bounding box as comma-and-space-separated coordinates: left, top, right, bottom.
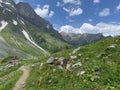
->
0, 24, 47, 59
0, 0, 71, 59
26, 36, 120, 90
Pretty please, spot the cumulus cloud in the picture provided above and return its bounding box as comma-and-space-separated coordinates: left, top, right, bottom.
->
56, 2, 63, 7
99, 8, 110, 17
93, 0, 100, 4
34, 5, 54, 18
63, 0, 81, 5
59, 23, 120, 36
63, 7, 83, 16
116, 3, 120, 11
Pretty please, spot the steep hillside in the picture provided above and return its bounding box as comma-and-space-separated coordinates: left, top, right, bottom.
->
0, 0, 70, 59
26, 36, 120, 90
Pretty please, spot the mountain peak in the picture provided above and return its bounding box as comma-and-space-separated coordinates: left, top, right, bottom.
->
17, 2, 36, 19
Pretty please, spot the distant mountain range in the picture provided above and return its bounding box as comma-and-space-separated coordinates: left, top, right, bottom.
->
60, 32, 108, 46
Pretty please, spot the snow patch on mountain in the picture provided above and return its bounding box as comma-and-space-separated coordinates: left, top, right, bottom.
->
0, 20, 8, 32
0, 3, 2, 7
22, 30, 49, 55
13, 20, 18, 25
4, 1, 15, 8
0, 0, 2, 3
6, 8, 12, 12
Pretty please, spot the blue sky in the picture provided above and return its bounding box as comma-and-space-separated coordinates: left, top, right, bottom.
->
14, 0, 120, 36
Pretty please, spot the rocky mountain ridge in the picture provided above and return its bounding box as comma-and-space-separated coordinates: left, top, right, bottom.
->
60, 31, 107, 46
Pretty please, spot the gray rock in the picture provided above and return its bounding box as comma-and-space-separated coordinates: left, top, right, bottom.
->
31, 64, 35, 67
70, 56, 77, 60
58, 57, 64, 65
66, 64, 73, 71
72, 62, 82, 68
47, 57, 55, 64
77, 71, 85, 76
107, 44, 117, 50
58, 65, 63, 70
115, 40, 118, 42
78, 54, 82, 57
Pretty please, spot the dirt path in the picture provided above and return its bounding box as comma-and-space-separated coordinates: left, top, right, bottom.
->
13, 65, 30, 90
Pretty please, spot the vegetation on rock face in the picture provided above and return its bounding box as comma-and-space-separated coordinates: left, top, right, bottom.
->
25, 36, 120, 90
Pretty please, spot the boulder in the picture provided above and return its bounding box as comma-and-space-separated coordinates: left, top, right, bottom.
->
66, 64, 73, 71
58, 65, 63, 70
77, 71, 85, 76
78, 54, 82, 57
70, 56, 77, 60
47, 57, 55, 64
31, 64, 35, 67
106, 44, 117, 50
58, 57, 64, 65
72, 62, 82, 68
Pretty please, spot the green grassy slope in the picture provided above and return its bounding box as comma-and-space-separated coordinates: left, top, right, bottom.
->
0, 2, 71, 59
24, 23, 71, 53
25, 36, 120, 90
0, 23, 47, 59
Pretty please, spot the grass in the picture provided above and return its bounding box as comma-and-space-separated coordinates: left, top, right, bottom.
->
0, 25, 47, 59
0, 70, 23, 90
0, 64, 22, 77
25, 36, 120, 90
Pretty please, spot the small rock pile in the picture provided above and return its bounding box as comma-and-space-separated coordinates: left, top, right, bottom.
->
46, 47, 85, 76
47, 56, 85, 76
0, 61, 20, 71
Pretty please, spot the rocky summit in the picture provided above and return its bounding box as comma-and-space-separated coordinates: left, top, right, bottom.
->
60, 31, 107, 46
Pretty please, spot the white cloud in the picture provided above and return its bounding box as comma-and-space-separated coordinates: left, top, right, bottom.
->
63, 7, 70, 12
49, 11, 54, 17
63, 0, 81, 5
99, 8, 110, 17
116, 3, 120, 11
56, 2, 61, 7
34, 5, 54, 18
59, 23, 120, 36
93, 0, 100, 4
63, 7, 83, 16
14, 0, 21, 4
60, 25, 83, 33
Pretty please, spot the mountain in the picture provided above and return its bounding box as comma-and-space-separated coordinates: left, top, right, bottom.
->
26, 35, 120, 90
60, 31, 106, 46
0, 0, 70, 59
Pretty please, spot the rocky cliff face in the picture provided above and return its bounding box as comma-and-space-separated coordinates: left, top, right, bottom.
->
16, 2, 62, 39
